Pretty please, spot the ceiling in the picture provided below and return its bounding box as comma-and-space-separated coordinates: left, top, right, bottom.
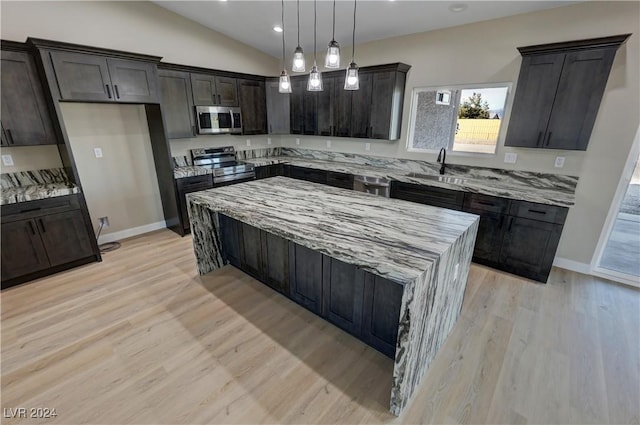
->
153, 1, 578, 59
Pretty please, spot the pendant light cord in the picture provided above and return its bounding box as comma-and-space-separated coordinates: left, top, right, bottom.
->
351, 0, 357, 62
297, 0, 300, 47
281, 0, 285, 69
332, 0, 336, 41
313, 0, 317, 62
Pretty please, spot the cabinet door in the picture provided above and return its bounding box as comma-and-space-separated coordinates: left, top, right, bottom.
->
158, 69, 195, 139
238, 80, 267, 135
317, 77, 334, 136
370, 71, 395, 140
289, 166, 327, 184
350, 72, 373, 138
176, 175, 213, 232
322, 258, 365, 335
215, 76, 239, 107
106, 58, 158, 103
37, 210, 94, 267
326, 171, 354, 190
361, 273, 403, 359
261, 231, 290, 295
289, 78, 305, 134
504, 53, 565, 148
50, 51, 112, 101
390, 181, 465, 210
239, 222, 263, 280
1, 219, 50, 281
544, 48, 617, 150
190, 73, 218, 106
302, 90, 318, 135
265, 80, 290, 134
499, 217, 563, 282
468, 211, 506, 265
1, 50, 56, 146
289, 243, 323, 315
218, 214, 241, 268
333, 74, 352, 137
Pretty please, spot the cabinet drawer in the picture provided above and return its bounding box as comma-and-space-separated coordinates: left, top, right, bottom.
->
391, 181, 464, 210
1, 194, 81, 220
509, 201, 568, 224
289, 166, 327, 184
463, 193, 510, 215
326, 171, 354, 190
176, 175, 213, 191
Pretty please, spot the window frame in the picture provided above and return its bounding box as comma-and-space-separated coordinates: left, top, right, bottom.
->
406, 81, 513, 156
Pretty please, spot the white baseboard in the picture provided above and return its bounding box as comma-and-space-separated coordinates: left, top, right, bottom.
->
553, 257, 591, 275
97, 221, 167, 244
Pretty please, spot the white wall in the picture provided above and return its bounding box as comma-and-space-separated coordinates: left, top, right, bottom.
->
281, 1, 640, 266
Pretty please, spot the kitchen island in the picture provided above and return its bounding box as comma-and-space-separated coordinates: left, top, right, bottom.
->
187, 176, 479, 416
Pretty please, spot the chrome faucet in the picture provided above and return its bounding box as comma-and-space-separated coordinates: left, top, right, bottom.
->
437, 148, 447, 175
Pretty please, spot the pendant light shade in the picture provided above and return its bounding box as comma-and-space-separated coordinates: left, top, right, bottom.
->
307, 0, 323, 91
344, 0, 359, 90
278, 0, 292, 93
344, 62, 359, 90
324, 0, 340, 68
292, 0, 305, 72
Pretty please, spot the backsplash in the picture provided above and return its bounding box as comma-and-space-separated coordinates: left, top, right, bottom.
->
1, 168, 72, 189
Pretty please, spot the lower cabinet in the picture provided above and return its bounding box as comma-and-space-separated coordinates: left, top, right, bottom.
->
1, 196, 97, 287
176, 175, 213, 234
217, 214, 401, 358
326, 171, 354, 190
255, 163, 285, 180
390, 181, 465, 210
289, 166, 327, 185
468, 212, 506, 265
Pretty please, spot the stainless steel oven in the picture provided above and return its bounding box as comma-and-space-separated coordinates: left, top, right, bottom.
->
196, 106, 242, 135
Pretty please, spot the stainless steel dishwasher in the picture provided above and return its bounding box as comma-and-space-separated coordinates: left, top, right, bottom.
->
353, 176, 391, 197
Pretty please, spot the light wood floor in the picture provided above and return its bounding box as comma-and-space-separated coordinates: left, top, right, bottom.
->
1, 229, 638, 424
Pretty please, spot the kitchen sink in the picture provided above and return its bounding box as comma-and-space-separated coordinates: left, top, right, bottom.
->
406, 172, 468, 185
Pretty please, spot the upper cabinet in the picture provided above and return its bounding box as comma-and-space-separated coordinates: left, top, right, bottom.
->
265, 79, 290, 134
49, 51, 159, 103
287, 63, 410, 141
238, 79, 267, 135
1, 44, 56, 146
190, 73, 238, 107
158, 69, 196, 139
505, 34, 630, 151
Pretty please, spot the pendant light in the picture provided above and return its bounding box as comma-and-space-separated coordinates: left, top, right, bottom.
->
292, 0, 306, 72
307, 0, 323, 91
278, 0, 292, 93
344, 0, 359, 90
324, 0, 340, 68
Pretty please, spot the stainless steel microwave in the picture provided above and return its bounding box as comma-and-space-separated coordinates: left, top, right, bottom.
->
196, 106, 242, 135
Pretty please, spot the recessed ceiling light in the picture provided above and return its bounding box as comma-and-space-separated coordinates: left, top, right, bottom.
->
273, 26, 283, 33
449, 3, 468, 12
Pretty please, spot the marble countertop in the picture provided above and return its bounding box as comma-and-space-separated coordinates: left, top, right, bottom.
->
1, 183, 80, 205
241, 156, 576, 207
188, 176, 479, 285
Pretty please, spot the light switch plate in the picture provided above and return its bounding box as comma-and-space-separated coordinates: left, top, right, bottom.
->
267, 137, 272, 145
246, 139, 251, 146
504, 152, 517, 164
326, 140, 332, 148
365, 143, 371, 151
295, 138, 300, 145
94, 148, 103, 158
2, 154, 14, 166
555, 156, 566, 168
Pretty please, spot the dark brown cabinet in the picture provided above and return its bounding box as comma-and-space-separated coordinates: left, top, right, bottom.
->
505, 34, 629, 150
289, 166, 327, 184
50, 51, 158, 103
370, 70, 407, 140
238, 79, 267, 135
289, 243, 324, 314
390, 181, 465, 210
255, 163, 285, 180
261, 231, 290, 294
158, 69, 196, 138
175, 175, 213, 233
240, 222, 263, 280
218, 214, 241, 268
191, 73, 239, 107
265, 79, 290, 134
322, 258, 364, 335
361, 273, 403, 358
289, 78, 305, 134
350, 72, 373, 138
1, 48, 56, 146
1, 196, 97, 287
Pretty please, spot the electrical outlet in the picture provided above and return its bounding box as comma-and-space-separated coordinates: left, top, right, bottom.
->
365, 143, 371, 151
98, 216, 110, 227
94, 147, 103, 158
504, 152, 517, 164
555, 156, 565, 168
246, 139, 251, 146
1, 154, 14, 166
295, 138, 300, 145
267, 137, 272, 145
326, 140, 332, 148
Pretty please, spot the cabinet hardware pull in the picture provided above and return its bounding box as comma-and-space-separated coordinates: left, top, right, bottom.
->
536, 131, 543, 147
6, 129, 15, 145
114, 85, 120, 99
106, 85, 112, 99
508, 217, 514, 231
20, 207, 42, 213
269, 124, 272, 133
478, 201, 495, 206
218, 94, 222, 104
38, 218, 46, 233
28, 221, 36, 235
528, 209, 547, 215
545, 131, 552, 146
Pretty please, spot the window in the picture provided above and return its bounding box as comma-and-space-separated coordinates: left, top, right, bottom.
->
407, 83, 511, 155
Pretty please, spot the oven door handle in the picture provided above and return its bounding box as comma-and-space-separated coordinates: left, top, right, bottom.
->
229, 110, 235, 131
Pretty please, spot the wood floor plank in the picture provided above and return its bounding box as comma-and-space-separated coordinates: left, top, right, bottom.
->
1, 229, 638, 424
